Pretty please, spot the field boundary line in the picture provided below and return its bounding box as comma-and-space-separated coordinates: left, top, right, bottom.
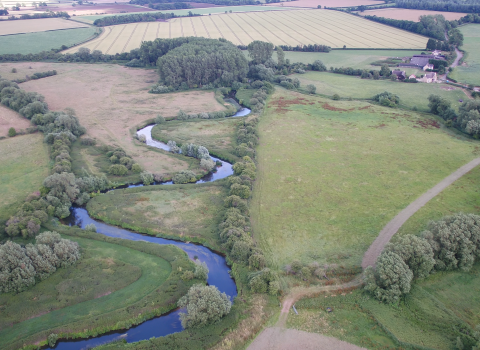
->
362, 157, 480, 268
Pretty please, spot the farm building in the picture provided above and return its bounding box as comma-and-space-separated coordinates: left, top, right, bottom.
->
392, 70, 406, 80
421, 72, 437, 83
409, 74, 417, 79
398, 54, 445, 70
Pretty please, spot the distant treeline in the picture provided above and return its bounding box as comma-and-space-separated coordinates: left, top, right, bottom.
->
129, 0, 258, 6
6, 11, 70, 20
396, 0, 480, 13
148, 2, 191, 10
94, 12, 200, 26
237, 44, 331, 53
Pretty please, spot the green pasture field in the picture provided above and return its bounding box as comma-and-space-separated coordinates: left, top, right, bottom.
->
398, 165, 480, 236
449, 24, 480, 86
87, 182, 227, 249
0, 227, 197, 350
251, 89, 479, 269
151, 117, 241, 162
0, 134, 49, 231
76, 5, 293, 23
290, 266, 480, 350
294, 71, 466, 111
255, 49, 425, 69
0, 27, 97, 54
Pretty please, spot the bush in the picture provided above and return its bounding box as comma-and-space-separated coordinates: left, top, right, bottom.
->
109, 164, 128, 176
194, 261, 209, 281
172, 170, 197, 184
47, 333, 58, 347
140, 171, 154, 185
373, 91, 400, 107
306, 84, 316, 94
80, 137, 95, 146
131, 163, 142, 173
11, 68, 17, 73
332, 94, 340, 100
85, 223, 96, 232
155, 115, 165, 124
8, 127, 16, 137
178, 284, 232, 329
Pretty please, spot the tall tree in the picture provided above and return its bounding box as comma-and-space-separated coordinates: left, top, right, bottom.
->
247, 41, 274, 64
276, 46, 285, 67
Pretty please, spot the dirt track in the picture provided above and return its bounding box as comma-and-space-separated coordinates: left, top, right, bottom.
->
362, 156, 480, 268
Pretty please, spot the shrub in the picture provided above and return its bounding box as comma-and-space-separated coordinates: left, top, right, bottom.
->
47, 333, 58, 347
200, 158, 215, 171
131, 163, 142, 173
172, 170, 197, 184
155, 115, 165, 124
181, 270, 194, 281
140, 171, 154, 185
229, 183, 251, 199
332, 94, 340, 100
138, 134, 146, 143
178, 284, 232, 329
177, 110, 188, 120
306, 84, 316, 94
80, 137, 95, 146
11, 68, 17, 73
109, 164, 128, 176
85, 223, 96, 232
194, 261, 209, 281
373, 91, 400, 107
8, 127, 16, 137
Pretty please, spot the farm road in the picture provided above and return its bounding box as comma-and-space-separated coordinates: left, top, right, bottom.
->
362, 156, 480, 268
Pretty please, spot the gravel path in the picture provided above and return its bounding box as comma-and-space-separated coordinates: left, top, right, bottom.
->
362, 157, 480, 268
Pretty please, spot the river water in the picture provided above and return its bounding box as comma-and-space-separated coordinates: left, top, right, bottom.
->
48, 111, 251, 349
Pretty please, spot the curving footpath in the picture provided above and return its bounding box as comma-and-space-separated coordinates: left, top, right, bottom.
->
249, 157, 480, 350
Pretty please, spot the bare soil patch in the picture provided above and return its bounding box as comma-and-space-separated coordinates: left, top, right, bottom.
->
0, 105, 32, 137
0, 18, 88, 36
15, 62, 226, 174
360, 8, 467, 22
266, 0, 384, 8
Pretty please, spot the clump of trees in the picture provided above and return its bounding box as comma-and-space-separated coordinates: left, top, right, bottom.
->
178, 284, 231, 328
157, 38, 248, 90
428, 95, 480, 137
172, 170, 197, 184
168, 141, 215, 171
235, 116, 258, 158
373, 91, 400, 107
396, 0, 480, 14
364, 213, 480, 303
94, 12, 180, 26
0, 231, 81, 293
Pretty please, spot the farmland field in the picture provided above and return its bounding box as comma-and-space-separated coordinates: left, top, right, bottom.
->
12, 62, 227, 177
250, 89, 478, 268
87, 183, 227, 248
265, 0, 385, 8
293, 71, 466, 111
359, 8, 467, 21
0, 104, 32, 136
66, 9, 428, 54
449, 24, 480, 86
0, 18, 88, 36
245, 49, 425, 69
0, 27, 97, 54
76, 5, 293, 24
0, 134, 49, 225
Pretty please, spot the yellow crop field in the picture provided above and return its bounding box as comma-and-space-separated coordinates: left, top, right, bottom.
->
66, 9, 428, 54
0, 18, 88, 36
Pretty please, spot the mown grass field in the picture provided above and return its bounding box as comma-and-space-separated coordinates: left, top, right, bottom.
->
67, 9, 428, 54
0, 233, 175, 349
0, 27, 97, 54
0, 134, 49, 229
274, 49, 425, 69
251, 89, 479, 269
87, 183, 227, 248
0, 18, 88, 36
450, 24, 480, 86
398, 165, 480, 236
76, 5, 292, 23
294, 71, 466, 111
289, 265, 480, 350
151, 117, 241, 161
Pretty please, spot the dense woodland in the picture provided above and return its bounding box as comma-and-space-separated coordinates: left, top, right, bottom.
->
93, 11, 196, 26
396, 0, 480, 13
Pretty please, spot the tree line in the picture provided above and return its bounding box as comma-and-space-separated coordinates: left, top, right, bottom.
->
129, 0, 257, 6
396, 0, 480, 13
148, 2, 191, 10
4, 11, 70, 20
93, 11, 191, 26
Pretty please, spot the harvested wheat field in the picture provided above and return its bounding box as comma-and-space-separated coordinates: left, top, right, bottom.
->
360, 8, 467, 21
266, 0, 384, 8
15, 62, 226, 174
0, 105, 32, 137
0, 18, 88, 36
66, 9, 427, 54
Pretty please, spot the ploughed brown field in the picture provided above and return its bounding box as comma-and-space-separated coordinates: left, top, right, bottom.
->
265, 0, 385, 8
10, 62, 226, 174
360, 8, 467, 21
0, 18, 88, 36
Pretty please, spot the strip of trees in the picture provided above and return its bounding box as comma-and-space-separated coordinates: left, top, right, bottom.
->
93, 11, 199, 26
396, 0, 480, 13
0, 231, 81, 293
129, 0, 257, 6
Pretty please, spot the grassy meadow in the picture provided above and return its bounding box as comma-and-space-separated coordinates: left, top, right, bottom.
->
67, 9, 428, 54
0, 27, 97, 54
0, 134, 50, 230
449, 24, 480, 86
289, 265, 480, 350
0, 233, 176, 349
294, 71, 466, 111
251, 89, 479, 269
0, 18, 89, 36
87, 183, 227, 249
151, 117, 241, 162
